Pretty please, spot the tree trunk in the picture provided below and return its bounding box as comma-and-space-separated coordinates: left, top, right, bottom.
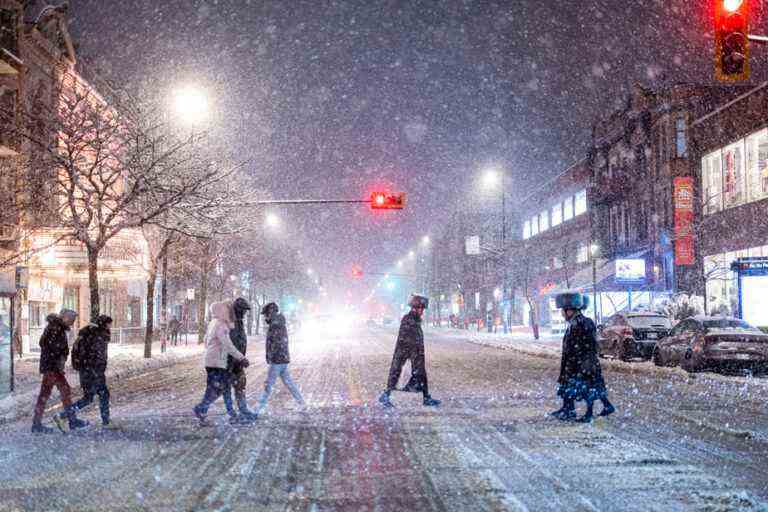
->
161, 243, 169, 327
144, 269, 156, 359
246, 284, 254, 335
86, 246, 100, 322
197, 250, 209, 345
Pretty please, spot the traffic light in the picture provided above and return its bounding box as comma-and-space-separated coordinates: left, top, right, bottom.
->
715, 0, 750, 81
370, 192, 406, 210
351, 265, 363, 279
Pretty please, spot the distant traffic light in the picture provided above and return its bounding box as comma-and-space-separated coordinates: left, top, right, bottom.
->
351, 265, 363, 279
715, 0, 750, 81
370, 192, 406, 210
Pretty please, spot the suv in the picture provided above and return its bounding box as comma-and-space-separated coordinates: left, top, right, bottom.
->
598, 312, 672, 361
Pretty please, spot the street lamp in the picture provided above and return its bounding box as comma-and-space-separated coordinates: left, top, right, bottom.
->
591, 243, 600, 323
422, 235, 431, 246
172, 85, 210, 125
265, 213, 280, 229
480, 165, 508, 333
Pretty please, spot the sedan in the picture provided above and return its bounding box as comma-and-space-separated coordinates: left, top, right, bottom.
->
598, 312, 672, 361
653, 316, 768, 373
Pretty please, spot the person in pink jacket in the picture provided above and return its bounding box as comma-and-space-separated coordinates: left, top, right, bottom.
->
193, 301, 249, 426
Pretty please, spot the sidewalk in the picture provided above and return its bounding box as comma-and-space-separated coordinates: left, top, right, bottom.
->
428, 325, 563, 358
0, 335, 204, 425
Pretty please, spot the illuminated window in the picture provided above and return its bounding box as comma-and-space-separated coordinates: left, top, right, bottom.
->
576, 244, 589, 264
745, 128, 768, 203
551, 203, 562, 226
523, 220, 531, 240
723, 140, 746, 208
676, 117, 687, 158
563, 197, 574, 221
530, 215, 539, 236
574, 189, 587, 216
702, 151, 723, 215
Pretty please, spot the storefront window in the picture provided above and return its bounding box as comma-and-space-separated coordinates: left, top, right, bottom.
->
530, 215, 539, 236
745, 128, 768, 203
723, 140, 746, 208
574, 189, 587, 216
702, 150, 723, 215
522, 220, 531, 240
551, 202, 562, 227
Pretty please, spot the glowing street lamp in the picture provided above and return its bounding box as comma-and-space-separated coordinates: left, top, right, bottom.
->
422, 235, 431, 246
172, 85, 210, 125
265, 213, 280, 228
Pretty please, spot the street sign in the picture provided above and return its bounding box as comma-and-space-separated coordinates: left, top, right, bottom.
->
465, 236, 480, 255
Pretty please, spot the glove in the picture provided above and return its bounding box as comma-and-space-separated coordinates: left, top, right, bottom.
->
240, 358, 250, 368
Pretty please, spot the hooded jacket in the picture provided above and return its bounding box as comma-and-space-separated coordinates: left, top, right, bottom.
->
265, 312, 289, 364
204, 301, 246, 369
73, 316, 111, 373
227, 297, 250, 372
39, 314, 71, 374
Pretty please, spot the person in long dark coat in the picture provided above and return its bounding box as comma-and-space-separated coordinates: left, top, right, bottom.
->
551, 292, 615, 423
69, 315, 113, 427
379, 295, 440, 408
227, 297, 257, 422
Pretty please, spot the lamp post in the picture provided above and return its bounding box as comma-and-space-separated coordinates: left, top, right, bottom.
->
591, 243, 600, 323
482, 167, 508, 333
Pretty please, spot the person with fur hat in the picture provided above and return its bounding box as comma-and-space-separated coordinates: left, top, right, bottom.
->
67, 315, 114, 427
193, 301, 249, 426
552, 292, 615, 422
255, 302, 305, 414
379, 295, 441, 408
31, 309, 88, 434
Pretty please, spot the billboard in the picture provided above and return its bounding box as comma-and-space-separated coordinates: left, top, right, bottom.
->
674, 177, 695, 266
615, 259, 646, 285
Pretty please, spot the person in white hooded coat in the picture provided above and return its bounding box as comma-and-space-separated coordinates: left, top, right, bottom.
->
193, 301, 249, 425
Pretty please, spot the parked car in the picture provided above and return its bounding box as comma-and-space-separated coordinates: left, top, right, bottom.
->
653, 316, 768, 373
597, 312, 672, 361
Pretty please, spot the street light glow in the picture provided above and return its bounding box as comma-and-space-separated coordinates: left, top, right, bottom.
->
724, 0, 743, 12
266, 213, 280, 228
172, 85, 210, 124
482, 168, 500, 188
408, 251, 415, 259
422, 235, 430, 246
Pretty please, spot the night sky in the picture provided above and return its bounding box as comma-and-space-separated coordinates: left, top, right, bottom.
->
62, 0, 768, 293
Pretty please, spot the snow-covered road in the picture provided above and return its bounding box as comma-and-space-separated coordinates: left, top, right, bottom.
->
1, 327, 766, 511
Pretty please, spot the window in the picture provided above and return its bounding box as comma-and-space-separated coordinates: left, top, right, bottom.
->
745, 128, 768, 203
539, 210, 549, 232
574, 189, 587, 216
702, 151, 722, 215
563, 197, 574, 221
576, 244, 589, 264
553, 256, 563, 269
551, 202, 562, 227
523, 220, 531, 240
676, 117, 687, 158
722, 140, 746, 208
530, 215, 539, 236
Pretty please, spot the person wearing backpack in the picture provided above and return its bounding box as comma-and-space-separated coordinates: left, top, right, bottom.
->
66, 315, 114, 428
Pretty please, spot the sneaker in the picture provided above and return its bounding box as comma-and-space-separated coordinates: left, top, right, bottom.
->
378, 392, 394, 408
598, 404, 616, 417
31, 423, 55, 434
423, 396, 441, 407
52, 414, 67, 434
68, 418, 90, 430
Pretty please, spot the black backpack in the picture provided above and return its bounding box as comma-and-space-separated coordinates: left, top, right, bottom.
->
71, 329, 87, 371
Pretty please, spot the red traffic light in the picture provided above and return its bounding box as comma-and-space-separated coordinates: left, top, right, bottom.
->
351, 265, 363, 279
370, 192, 406, 210
715, 0, 750, 81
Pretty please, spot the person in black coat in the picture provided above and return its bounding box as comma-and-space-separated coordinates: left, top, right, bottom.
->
551, 292, 615, 422
226, 297, 257, 422
68, 315, 113, 427
31, 309, 88, 434
379, 295, 440, 408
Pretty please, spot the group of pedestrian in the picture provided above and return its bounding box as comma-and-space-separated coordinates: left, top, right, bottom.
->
31, 310, 113, 434
29, 288, 614, 433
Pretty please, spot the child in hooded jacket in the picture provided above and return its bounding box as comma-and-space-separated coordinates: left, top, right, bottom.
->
193, 301, 249, 425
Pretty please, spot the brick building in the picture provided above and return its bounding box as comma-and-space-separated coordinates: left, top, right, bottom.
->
690, 82, 768, 325
0, 1, 150, 352
588, 83, 744, 314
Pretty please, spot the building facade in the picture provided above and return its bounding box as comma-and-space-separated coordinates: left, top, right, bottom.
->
0, 1, 149, 353
690, 83, 768, 325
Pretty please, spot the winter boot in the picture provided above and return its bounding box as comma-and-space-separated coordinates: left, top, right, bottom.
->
68, 416, 90, 431
401, 376, 423, 393
378, 392, 394, 408
423, 396, 441, 407
551, 399, 576, 421
576, 401, 594, 423
31, 422, 55, 434
193, 404, 211, 426
598, 399, 615, 417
